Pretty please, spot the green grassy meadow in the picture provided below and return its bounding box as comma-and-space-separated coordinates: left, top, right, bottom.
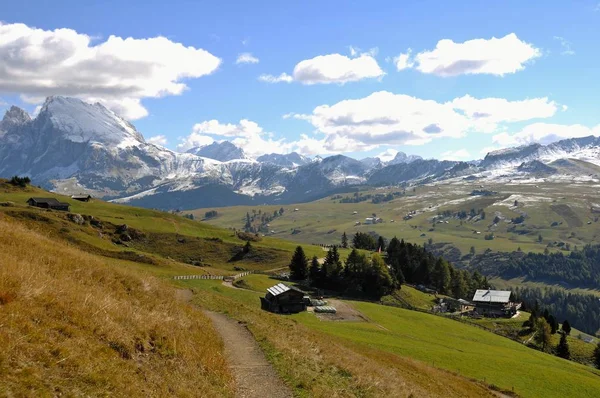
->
184, 274, 600, 398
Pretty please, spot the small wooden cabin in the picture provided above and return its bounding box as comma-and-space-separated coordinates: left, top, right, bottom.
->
71, 194, 92, 202
261, 283, 306, 313
26, 197, 70, 211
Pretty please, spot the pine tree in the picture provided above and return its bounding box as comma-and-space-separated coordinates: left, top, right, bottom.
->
548, 315, 558, 334
562, 320, 572, 335
243, 240, 253, 254
341, 232, 348, 249
309, 256, 321, 285
432, 258, 451, 294
289, 246, 309, 280
556, 333, 570, 360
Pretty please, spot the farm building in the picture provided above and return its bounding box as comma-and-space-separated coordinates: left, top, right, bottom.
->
26, 197, 70, 211
472, 289, 521, 317
260, 283, 307, 313
71, 194, 92, 202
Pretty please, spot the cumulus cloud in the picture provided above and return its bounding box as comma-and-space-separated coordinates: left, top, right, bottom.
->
492, 123, 600, 147
236, 52, 259, 64
292, 91, 557, 149
147, 135, 168, 146
553, 36, 575, 56
440, 149, 471, 161
259, 51, 384, 85
393, 49, 414, 71
396, 33, 540, 76
258, 73, 293, 83
178, 119, 293, 156
0, 22, 221, 120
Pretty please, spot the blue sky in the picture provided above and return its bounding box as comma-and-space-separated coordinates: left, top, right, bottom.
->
1, 0, 600, 161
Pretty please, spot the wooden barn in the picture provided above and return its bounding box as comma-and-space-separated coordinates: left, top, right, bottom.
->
260, 283, 306, 314
472, 289, 521, 317
26, 197, 70, 211
71, 194, 92, 202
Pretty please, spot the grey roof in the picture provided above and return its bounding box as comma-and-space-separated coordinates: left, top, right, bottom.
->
29, 197, 62, 205
458, 299, 473, 305
71, 194, 91, 199
267, 283, 291, 297
266, 283, 304, 297
472, 289, 511, 303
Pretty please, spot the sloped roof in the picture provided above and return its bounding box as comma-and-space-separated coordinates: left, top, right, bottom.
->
472, 289, 511, 303
29, 197, 61, 205
266, 283, 304, 297
71, 194, 91, 199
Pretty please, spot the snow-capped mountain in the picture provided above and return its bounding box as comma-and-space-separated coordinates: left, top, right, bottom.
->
386, 151, 423, 165
186, 141, 247, 162
256, 152, 310, 168
2, 96, 600, 210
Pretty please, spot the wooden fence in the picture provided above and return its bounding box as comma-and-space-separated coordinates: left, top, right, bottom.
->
173, 271, 253, 281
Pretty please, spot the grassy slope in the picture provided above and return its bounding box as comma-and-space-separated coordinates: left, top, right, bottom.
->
213, 274, 600, 398
0, 180, 322, 275
194, 180, 600, 256
0, 216, 232, 397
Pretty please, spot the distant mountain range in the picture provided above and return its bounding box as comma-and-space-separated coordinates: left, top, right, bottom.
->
2, 96, 600, 209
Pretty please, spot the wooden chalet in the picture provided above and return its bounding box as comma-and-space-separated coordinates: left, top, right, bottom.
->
260, 283, 307, 313
472, 289, 521, 317
26, 197, 70, 211
71, 194, 92, 202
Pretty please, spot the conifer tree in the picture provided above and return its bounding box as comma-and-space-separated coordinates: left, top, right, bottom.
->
594, 342, 600, 369
289, 246, 309, 280
562, 320, 572, 335
556, 332, 570, 360
341, 232, 348, 248
309, 256, 321, 285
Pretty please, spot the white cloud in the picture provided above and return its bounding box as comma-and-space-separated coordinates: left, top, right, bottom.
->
236, 52, 259, 64
293, 91, 557, 149
440, 149, 471, 161
0, 22, 221, 120
376, 148, 399, 162
147, 135, 168, 146
399, 33, 540, 76
260, 52, 384, 85
393, 49, 414, 71
553, 36, 575, 56
258, 73, 293, 83
492, 123, 600, 147
178, 119, 292, 156
451, 95, 558, 133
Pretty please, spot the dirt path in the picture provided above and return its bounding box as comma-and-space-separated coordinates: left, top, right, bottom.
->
205, 311, 293, 398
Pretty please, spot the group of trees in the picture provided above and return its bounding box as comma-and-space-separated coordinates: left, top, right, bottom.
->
291, 236, 490, 300
244, 207, 285, 233
9, 175, 30, 187
496, 245, 600, 289
351, 232, 384, 251
385, 237, 489, 297
289, 246, 396, 299
513, 286, 600, 337
336, 191, 403, 204
204, 210, 218, 219
437, 208, 485, 221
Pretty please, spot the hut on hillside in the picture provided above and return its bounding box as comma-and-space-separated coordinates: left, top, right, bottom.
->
71, 194, 92, 202
472, 289, 521, 317
26, 197, 70, 211
260, 283, 306, 313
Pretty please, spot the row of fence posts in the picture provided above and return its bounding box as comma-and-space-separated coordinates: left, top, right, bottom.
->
173, 271, 254, 280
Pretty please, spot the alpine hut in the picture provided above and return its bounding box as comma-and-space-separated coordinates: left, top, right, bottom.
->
261, 283, 307, 313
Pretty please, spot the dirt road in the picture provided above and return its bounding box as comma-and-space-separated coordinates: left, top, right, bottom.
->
204, 311, 293, 398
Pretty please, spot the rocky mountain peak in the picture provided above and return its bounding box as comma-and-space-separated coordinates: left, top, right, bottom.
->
187, 141, 247, 162
387, 151, 422, 165
0, 106, 32, 133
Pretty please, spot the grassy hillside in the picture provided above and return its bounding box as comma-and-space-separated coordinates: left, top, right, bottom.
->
3, 180, 600, 397
190, 274, 600, 398
0, 216, 232, 396
193, 180, 600, 257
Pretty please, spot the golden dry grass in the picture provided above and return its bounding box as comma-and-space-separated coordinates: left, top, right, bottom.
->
0, 216, 233, 397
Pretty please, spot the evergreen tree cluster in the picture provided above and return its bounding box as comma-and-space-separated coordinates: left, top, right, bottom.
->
204, 210, 218, 219
244, 207, 285, 233
514, 287, 600, 336
385, 237, 488, 297
9, 175, 31, 187
495, 245, 600, 288
352, 232, 378, 251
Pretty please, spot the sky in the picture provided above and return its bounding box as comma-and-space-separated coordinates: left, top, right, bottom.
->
1, 0, 600, 161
